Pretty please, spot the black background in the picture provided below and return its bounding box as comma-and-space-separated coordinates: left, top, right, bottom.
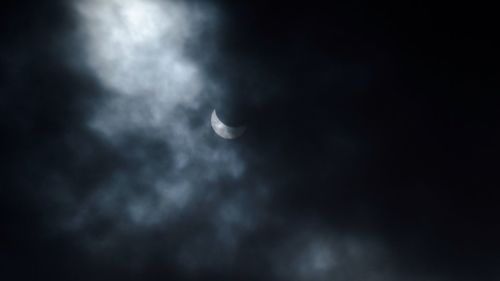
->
1, 0, 499, 280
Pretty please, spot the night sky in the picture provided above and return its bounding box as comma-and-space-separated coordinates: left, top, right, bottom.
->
1, 0, 499, 280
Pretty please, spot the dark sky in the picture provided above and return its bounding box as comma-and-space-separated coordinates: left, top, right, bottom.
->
1, 0, 499, 281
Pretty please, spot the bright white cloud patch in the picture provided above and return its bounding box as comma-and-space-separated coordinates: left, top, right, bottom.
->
77, 0, 202, 102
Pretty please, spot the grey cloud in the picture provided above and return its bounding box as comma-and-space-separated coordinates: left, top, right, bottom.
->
50, 0, 266, 274
271, 225, 442, 281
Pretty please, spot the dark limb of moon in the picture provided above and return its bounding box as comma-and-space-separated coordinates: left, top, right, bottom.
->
211, 110, 246, 139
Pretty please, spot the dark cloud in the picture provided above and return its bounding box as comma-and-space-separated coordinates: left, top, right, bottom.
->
1, 1, 499, 281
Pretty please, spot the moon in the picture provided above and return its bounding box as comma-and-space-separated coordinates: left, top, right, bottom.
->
211, 110, 246, 139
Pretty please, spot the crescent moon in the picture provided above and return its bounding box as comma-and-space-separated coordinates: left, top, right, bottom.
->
211, 110, 246, 139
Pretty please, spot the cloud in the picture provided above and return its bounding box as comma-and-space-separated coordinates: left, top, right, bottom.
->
2, 1, 498, 281
52, 0, 265, 273
270, 224, 450, 281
